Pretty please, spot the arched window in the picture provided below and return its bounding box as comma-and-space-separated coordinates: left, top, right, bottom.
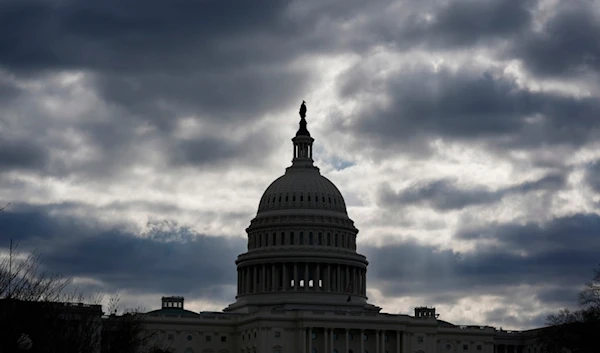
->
327, 233, 331, 246
281, 232, 285, 245
272, 233, 276, 246
291, 232, 295, 245
318, 233, 322, 245
300, 232, 304, 245
309, 232, 313, 245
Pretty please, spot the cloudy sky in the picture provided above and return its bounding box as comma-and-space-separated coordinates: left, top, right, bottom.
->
1, 0, 600, 330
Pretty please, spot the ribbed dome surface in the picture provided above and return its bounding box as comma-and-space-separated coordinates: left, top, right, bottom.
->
257, 167, 347, 214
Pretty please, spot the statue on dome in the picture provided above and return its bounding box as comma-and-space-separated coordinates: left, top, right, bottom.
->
299, 100, 307, 119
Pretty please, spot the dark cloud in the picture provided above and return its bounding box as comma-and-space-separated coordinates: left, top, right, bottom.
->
0, 135, 48, 171
391, 0, 535, 50
337, 65, 600, 157
456, 213, 600, 253
0, 0, 294, 74
379, 173, 565, 211
0, 203, 246, 300
511, 1, 600, 77
584, 160, 600, 193
363, 213, 600, 313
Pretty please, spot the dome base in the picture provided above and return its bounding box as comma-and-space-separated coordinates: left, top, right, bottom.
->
224, 292, 379, 314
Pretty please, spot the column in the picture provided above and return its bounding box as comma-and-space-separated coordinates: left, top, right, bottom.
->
345, 329, 349, 353
283, 263, 288, 291
376, 330, 380, 353
402, 332, 410, 353
360, 329, 364, 353
324, 328, 328, 353
271, 264, 276, 292
246, 267, 250, 294
346, 266, 350, 292
262, 265, 266, 292
381, 330, 385, 353
316, 264, 321, 291
304, 263, 309, 291
308, 327, 312, 353
294, 263, 298, 291
396, 331, 400, 353
327, 264, 331, 292
253, 266, 257, 293
337, 265, 341, 292
301, 327, 306, 353
330, 328, 334, 353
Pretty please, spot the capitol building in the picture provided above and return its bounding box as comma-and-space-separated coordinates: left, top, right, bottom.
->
142, 104, 542, 353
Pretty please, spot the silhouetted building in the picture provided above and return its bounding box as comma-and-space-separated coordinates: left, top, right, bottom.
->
140, 103, 543, 353
0, 298, 103, 353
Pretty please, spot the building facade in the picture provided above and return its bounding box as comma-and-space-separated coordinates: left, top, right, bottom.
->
142, 106, 542, 353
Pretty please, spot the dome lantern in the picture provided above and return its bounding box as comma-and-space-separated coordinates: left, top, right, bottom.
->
292, 101, 315, 168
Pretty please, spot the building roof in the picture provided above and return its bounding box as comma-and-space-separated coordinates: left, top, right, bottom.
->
145, 307, 200, 317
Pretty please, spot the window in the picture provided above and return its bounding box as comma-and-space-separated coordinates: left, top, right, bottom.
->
384, 335, 388, 342
333, 333, 339, 340
463, 344, 468, 350
309, 232, 313, 245
417, 336, 424, 343
206, 336, 212, 342
334, 350, 338, 353
446, 344, 452, 350
187, 335, 192, 341
275, 350, 281, 353
312, 332, 317, 340
312, 349, 317, 353
477, 345, 482, 351
281, 232, 285, 245
273, 233, 276, 246
363, 334, 368, 341
168, 334, 174, 341
349, 333, 354, 340
300, 232, 304, 245
327, 233, 331, 246
318, 233, 322, 245
221, 336, 227, 342
254, 332, 257, 338
335, 234, 338, 246
291, 232, 295, 245
275, 331, 281, 338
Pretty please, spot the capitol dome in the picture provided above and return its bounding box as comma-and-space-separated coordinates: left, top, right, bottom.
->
226, 102, 374, 313
257, 168, 348, 214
